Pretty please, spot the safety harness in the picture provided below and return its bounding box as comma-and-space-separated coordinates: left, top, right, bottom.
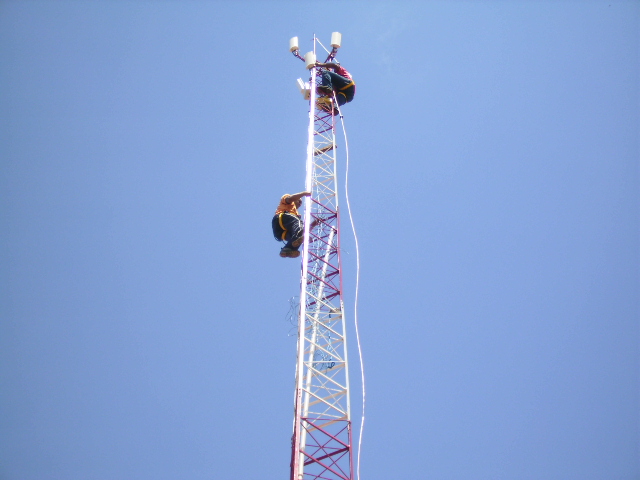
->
337, 81, 355, 102
339, 80, 355, 91
278, 213, 287, 241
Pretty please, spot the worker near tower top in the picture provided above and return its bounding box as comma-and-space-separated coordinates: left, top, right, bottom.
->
272, 191, 311, 258
315, 61, 356, 107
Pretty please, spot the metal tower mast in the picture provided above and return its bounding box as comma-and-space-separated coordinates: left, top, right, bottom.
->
288, 33, 354, 480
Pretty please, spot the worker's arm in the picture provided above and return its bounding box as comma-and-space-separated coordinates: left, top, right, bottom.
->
314, 62, 339, 71
285, 191, 311, 204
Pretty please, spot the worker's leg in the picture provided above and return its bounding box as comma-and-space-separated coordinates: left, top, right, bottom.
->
320, 71, 334, 90
278, 214, 303, 258
281, 213, 304, 250
322, 71, 351, 91
272, 215, 285, 241
335, 88, 356, 106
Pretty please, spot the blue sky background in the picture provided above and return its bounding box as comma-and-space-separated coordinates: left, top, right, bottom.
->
1, 1, 638, 479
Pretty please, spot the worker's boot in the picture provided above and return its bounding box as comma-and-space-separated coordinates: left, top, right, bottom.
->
316, 96, 332, 109
316, 97, 338, 114
280, 247, 300, 258
317, 85, 333, 96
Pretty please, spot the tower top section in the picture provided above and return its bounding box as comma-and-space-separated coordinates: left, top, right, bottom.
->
289, 32, 342, 64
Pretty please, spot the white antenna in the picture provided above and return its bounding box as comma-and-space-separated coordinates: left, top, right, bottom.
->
331, 32, 342, 49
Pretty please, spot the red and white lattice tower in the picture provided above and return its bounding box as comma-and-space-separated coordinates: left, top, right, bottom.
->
289, 33, 354, 480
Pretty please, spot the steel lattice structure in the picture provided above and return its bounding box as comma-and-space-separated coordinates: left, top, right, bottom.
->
289, 34, 353, 480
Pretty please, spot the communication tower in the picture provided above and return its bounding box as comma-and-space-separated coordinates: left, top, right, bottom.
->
288, 33, 354, 480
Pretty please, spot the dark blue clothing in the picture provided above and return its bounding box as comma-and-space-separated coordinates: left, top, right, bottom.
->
321, 71, 355, 106
272, 213, 304, 250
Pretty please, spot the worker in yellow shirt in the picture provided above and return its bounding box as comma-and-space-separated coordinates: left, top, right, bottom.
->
272, 191, 311, 258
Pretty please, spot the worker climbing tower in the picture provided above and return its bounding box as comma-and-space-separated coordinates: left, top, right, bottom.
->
288, 33, 354, 480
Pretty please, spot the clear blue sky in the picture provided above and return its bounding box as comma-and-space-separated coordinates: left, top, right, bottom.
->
1, 1, 638, 479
